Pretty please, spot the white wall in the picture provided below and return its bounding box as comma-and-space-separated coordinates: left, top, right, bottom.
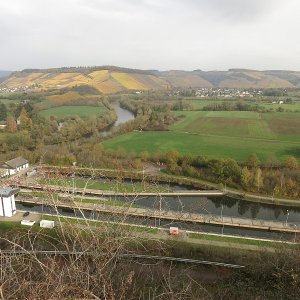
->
0, 195, 16, 217
11, 195, 16, 212
0, 169, 8, 178
16, 163, 29, 172
1, 162, 29, 177
9, 169, 16, 175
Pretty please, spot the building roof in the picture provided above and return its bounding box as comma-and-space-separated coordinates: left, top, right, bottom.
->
1, 157, 28, 169
0, 188, 20, 197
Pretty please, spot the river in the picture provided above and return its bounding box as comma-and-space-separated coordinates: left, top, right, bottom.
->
101, 103, 135, 136
112, 103, 135, 126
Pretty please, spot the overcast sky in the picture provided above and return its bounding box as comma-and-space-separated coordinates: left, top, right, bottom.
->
1, 0, 300, 71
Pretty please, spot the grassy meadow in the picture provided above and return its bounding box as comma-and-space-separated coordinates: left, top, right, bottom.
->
104, 110, 300, 162
39, 105, 107, 119
189, 99, 300, 112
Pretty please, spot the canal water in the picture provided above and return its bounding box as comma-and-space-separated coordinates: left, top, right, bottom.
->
67, 176, 300, 227
17, 192, 299, 241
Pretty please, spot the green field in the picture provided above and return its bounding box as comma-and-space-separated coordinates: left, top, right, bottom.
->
186, 99, 300, 112
104, 110, 300, 162
188, 99, 224, 110
260, 102, 300, 112
39, 105, 107, 119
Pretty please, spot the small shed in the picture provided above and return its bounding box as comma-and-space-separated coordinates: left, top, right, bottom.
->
1, 157, 29, 176
21, 220, 35, 226
0, 187, 19, 217
40, 220, 55, 229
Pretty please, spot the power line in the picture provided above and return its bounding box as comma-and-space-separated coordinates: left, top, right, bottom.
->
0, 250, 245, 269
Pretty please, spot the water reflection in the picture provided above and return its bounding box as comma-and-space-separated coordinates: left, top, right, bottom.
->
114, 194, 300, 225
17, 202, 295, 241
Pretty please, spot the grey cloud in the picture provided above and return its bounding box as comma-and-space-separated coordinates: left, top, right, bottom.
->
170, 0, 284, 22
0, 0, 299, 71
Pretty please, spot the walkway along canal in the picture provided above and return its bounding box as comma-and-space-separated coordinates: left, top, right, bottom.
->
16, 187, 300, 242
16, 197, 300, 234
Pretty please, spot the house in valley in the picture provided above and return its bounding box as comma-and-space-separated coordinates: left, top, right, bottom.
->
0, 157, 29, 176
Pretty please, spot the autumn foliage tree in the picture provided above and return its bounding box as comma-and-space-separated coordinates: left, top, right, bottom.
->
284, 156, 298, 170
6, 116, 17, 133
19, 107, 32, 129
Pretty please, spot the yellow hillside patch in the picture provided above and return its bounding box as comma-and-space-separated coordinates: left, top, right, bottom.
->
111, 72, 149, 90
4, 73, 45, 88
26, 73, 45, 81
42, 73, 90, 89
64, 74, 90, 87
93, 80, 123, 94
52, 73, 82, 81
90, 70, 109, 80
47, 91, 83, 104
89, 70, 111, 92
243, 71, 264, 80
148, 75, 170, 88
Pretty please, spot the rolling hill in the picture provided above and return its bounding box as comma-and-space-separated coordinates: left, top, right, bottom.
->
160, 69, 300, 89
1, 66, 300, 93
1, 67, 169, 93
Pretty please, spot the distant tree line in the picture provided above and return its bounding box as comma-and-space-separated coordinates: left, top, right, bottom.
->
21, 66, 154, 76
160, 151, 300, 198
202, 100, 265, 112
263, 88, 288, 97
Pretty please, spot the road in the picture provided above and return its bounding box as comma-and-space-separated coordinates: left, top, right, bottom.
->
5, 211, 281, 254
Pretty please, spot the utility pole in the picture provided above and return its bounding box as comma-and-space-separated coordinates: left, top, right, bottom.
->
285, 210, 289, 227
221, 203, 224, 235
159, 196, 162, 227
72, 162, 77, 197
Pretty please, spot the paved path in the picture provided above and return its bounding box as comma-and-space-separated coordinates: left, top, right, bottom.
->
6, 211, 280, 253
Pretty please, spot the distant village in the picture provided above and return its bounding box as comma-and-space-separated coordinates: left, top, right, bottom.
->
195, 88, 263, 98
170, 88, 264, 98
0, 84, 39, 93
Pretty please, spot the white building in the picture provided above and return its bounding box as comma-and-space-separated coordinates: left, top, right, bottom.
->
0, 188, 19, 217
0, 157, 29, 177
